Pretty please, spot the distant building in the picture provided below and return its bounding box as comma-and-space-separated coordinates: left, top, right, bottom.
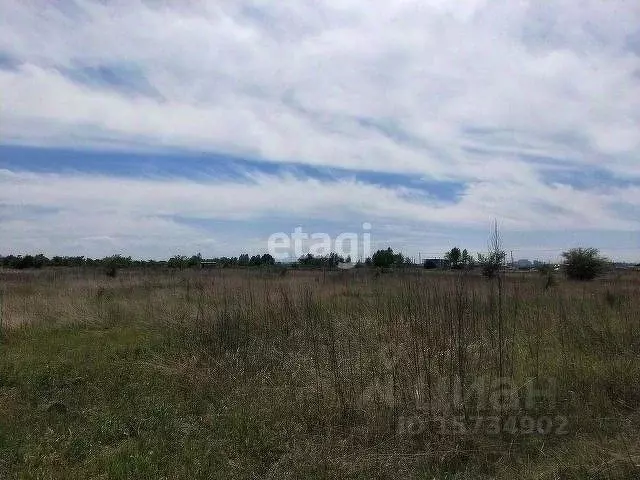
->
423, 258, 450, 269
515, 259, 533, 270
614, 262, 638, 270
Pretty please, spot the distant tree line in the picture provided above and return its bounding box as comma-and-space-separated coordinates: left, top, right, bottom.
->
166, 253, 276, 269
297, 252, 350, 268
0, 253, 278, 270
0, 249, 410, 270
0, 245, 617, 282
295, 249, 416, 269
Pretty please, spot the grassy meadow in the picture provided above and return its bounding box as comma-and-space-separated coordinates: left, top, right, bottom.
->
0, 267, 639, 479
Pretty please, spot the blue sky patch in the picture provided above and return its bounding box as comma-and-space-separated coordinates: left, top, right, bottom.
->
540, 165, 640, 190
61, 63, 159, 97
0, 51, 20, 70
1, 1, 639, 261
0, 145, 466, 203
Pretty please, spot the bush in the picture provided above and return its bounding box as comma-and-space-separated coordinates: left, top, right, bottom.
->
535, 263, 554, 275
371, 248, 403, 268
478, 221, 506, 279
477, 251, 505, 278
562, 247, 609, 281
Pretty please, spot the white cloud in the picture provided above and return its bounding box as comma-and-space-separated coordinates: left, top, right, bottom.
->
1, 1, 639, 176
0, 169, 637, 258
0, 1, 639, 258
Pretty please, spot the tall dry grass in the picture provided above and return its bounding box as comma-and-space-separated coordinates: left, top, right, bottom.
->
2, 267, 639, 477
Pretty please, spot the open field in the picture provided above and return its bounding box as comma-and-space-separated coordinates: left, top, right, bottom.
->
1, 267, 639, 479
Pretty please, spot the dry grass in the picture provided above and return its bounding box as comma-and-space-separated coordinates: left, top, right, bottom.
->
1, 267, 639, 479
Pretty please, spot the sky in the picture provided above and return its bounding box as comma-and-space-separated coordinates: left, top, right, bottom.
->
1, 0, 639, 262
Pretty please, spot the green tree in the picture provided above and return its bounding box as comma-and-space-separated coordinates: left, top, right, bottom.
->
167, 255, 188, 269
461, 249, 474, 270
261, 253, 275, 266
562, 247, 609, 281
445, 247, 462, 269
16, 255, 35, 269
187, 253, 202, 268
33, 254, 49, 268
371, 248, 396, 268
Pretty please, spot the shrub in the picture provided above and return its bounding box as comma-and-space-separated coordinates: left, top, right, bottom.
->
477, 251, 506, 278
478, 220, 506, 278
535, 263, 554, 275
445, 247, 462, 269
371, 248, 402, 268
561, 247, 609, 281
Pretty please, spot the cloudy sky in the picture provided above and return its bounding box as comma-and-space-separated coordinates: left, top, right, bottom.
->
1, 0, 639, 261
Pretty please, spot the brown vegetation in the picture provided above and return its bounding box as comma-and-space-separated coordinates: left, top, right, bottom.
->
1, 267, 639, 478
